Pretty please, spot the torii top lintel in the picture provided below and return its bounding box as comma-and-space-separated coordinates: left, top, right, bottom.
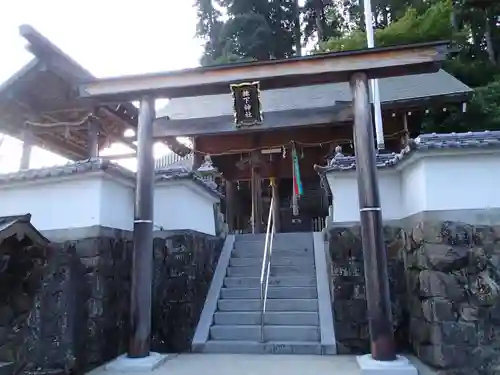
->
78, 41, 449, 102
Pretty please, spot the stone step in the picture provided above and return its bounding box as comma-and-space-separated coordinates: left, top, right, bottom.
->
235, 233, 313, 242
233, 242, 313, 253
217, 298, 318, 312
200, 340, 324, 355
213, 311, 319, 326
229, 256, 314, 267
232, 248, 314, 258
210, 325, 320, 342
226, 265, 316, 277
0, 363, 14, 375
220, 286, 318, 299
224, 276, 316, 288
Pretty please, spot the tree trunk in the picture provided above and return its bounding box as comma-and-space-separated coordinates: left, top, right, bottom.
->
294, 0, 302, 56
484, 8, 496, 64
314, 0, 326, 41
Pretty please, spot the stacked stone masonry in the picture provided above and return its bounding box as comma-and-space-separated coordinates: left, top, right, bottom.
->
328, 226, 409, 354
0, 236, 49, 375
328, 221, 500, 375
0, 230, 222, 375
151, 231, 223, 353
407, 221, 500, 375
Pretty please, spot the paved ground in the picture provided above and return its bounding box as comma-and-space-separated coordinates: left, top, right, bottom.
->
88, 354, 437, 375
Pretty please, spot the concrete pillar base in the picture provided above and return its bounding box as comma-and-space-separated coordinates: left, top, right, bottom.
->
104, 353, 172, 372
356, 354, 417, 375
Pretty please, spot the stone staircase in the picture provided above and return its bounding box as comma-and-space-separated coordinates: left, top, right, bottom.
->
192, 232, 336, 355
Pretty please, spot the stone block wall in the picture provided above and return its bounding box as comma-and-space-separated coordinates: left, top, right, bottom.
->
151, 231, 223, 353
406, 221, 500, 374
0, 236, 49, 375
0, 229, 222, 375
328, 220, 500, 374
327, 226, 409, 354
23, 236, 132, 374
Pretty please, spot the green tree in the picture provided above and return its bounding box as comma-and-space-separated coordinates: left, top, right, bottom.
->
194, 0, 225, 65
195, 0, 300, 64
316, 0, 500, 133
194, 0, 500, 133
316, 0, 455, 52
302, 0, 344, 43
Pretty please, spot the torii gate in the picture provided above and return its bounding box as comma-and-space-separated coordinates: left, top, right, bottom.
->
78, 41, 449, 371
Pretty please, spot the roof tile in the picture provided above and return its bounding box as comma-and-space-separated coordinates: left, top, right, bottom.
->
322, 130, 500, 172
0, 158, 221, 198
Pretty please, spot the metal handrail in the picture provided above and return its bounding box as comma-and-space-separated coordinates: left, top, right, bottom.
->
260, 194, 275, 343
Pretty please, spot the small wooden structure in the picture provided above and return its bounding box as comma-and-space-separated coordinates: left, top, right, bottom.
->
0, 26, 189, 168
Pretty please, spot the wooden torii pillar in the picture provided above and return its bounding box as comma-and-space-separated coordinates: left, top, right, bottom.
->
19, 131, 33, 170
250, 150, 264, 234
87, 117, 100, 158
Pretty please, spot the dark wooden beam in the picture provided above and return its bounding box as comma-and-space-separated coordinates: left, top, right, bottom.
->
250, 149, 263, 234
98, 105, 189, 157
225, 180, 236, 233
19, 132, 33, 170
271, 178, 280, 233
78, 41, 449, 101
152, 90, 469, 139
195, 126, 356, 156
153, 104, 352, 138
36, 133, 88, 160
87, 118, 99, 158
20, 24, 93, 81
97, 107, 138, 152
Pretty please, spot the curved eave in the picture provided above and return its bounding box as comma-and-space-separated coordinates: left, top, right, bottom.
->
152, 94, 472, 139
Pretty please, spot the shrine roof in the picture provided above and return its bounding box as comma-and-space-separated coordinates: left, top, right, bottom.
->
153, 70, 472, 138
0, 158, 220, 198
316, 130, 500, 173
0, 26, 138, 160
0, 25, 189, 159
155, 166, 221, 198
0, 213, 49, 246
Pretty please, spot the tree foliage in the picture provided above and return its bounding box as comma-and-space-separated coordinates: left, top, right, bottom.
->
194, 0, 500, 133
316, 1, 455, 52
196, 0, 300, 65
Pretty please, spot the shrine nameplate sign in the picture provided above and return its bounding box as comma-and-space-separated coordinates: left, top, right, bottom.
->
230, 81, 263, 127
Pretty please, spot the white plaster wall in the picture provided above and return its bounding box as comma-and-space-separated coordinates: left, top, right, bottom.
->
0, 175, 104, 231
401, 159, 427, 217
328, 169, 402, 223
154, 180, 219, 236
99, 176, 135, 231
0, 171, 219, 234
327, 150, 500, 223
423, 153, 500, 212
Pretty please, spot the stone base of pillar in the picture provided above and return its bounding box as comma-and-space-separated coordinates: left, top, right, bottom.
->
356, 354, 417, 375
104, 352, 172, 372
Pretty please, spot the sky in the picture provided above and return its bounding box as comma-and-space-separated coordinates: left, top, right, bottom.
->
0, 0, 204, 172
